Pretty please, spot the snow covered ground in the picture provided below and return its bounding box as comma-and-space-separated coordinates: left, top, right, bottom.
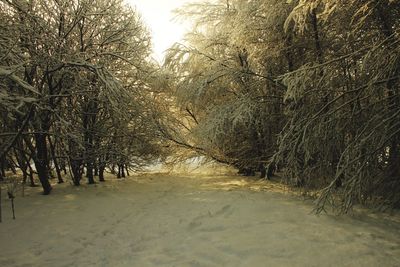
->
0, 173, 400, 267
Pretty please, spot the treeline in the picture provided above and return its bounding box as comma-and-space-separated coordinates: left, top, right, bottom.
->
0, 0, 163, 194
159, 0, 400, 212
1, 0, 399, 213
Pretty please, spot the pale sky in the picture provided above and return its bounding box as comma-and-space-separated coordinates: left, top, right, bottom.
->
126, 0, 197, 63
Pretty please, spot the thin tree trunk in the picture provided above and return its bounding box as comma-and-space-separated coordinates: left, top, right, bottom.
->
27, 160, 36, 187
266, 161, 276, 180
14, 147, 28, 184
0, 157, 4, 181
117, 164, 121, 178
99, 163, 105, 182
259, 163, 266, 179
6, 157, 17, 174
48, 135, 63, 183
94, 163, 98, 176
311, 8, 324, 65
69, 157, 82, 186
111, 164, 116, 175
87, 162, 95, 184
121, 165, 126, 178
376, 5, 400, 178
34, 133, 52, 195
284, 33, 294, 72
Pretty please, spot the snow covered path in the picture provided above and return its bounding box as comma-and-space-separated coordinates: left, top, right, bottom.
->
1, 174, 400, 267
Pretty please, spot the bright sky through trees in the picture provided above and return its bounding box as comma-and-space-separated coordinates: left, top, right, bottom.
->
127, 0, 196, 62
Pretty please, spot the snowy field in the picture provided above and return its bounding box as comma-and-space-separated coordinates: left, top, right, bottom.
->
1, 173, 400, 267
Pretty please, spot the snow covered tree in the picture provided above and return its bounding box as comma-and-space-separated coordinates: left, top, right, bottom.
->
0, 0, 161, 193
162, 0, 295, 174
163, 0, 400, 211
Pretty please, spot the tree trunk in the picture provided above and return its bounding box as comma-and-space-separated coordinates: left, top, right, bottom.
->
266, 162, 276, 180
111, 164, 116, 175
99, 163, 106, 182
27, 161, 36, 187
284, 33, 294, 72
94, 163, 98, 176
69, 158, 82, 186
48, 135, 63, 183
117, 164, 121, 178
0, 157, 4, 181
14, 147, 28, 184
58, 156, 67, 175
259, 163, 266, 179
82, 98, 97, 184
376, 5, 400, 179
7, 157, 17, 174
87, 162, 95, 184
34, 133, 52, 195
311, 8, 324, 65
121, 165, 126, 178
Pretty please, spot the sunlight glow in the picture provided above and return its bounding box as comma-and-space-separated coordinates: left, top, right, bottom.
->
126, 0, 197, 63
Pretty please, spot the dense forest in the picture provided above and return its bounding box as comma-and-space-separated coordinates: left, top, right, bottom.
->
1, 0, 399, 213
